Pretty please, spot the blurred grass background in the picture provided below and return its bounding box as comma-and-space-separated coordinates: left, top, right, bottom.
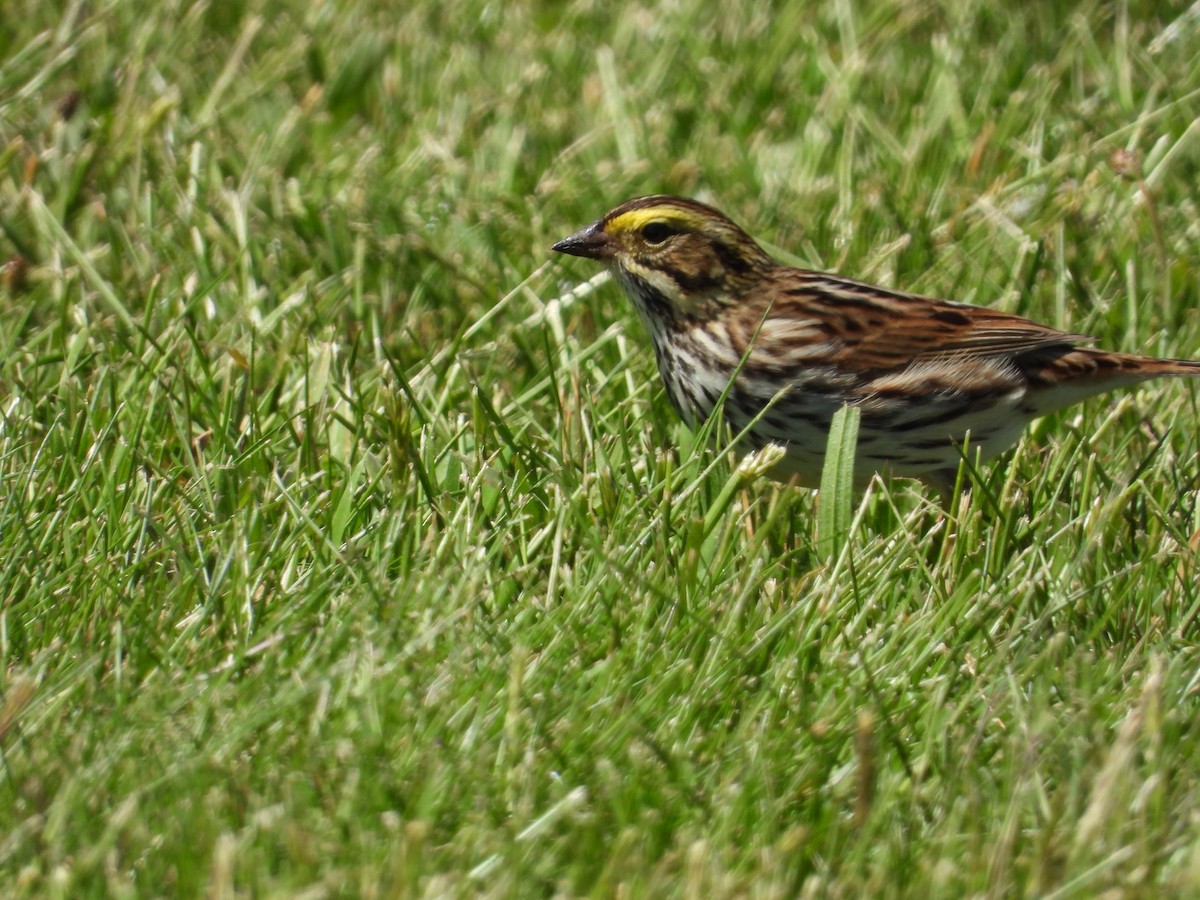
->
2, 0, 1200, 895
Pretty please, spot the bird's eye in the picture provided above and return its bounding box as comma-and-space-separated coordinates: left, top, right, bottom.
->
640, 221, 678, 244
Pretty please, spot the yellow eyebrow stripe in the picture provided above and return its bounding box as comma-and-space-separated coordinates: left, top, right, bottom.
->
607, 207, 699, 234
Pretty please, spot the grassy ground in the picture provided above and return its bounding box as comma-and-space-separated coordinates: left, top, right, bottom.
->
2, 0, 1200, 895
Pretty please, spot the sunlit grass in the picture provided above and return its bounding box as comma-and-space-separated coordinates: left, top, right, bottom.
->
1, 0, 1199, 895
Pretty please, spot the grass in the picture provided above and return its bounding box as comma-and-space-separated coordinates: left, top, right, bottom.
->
2, 0, 1200, 895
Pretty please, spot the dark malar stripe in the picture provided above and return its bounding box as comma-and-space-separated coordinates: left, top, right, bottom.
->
624, 273, 677, 322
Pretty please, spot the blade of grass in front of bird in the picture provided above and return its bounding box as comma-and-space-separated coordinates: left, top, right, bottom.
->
817, 404, 860, 561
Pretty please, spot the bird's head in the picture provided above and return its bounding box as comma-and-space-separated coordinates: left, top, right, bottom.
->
552, 195, 774, 319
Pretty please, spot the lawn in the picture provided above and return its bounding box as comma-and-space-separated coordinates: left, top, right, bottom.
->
2, 0, 1200, 895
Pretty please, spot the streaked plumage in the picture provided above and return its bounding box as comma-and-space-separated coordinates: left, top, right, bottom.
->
552, 195, 1200, 494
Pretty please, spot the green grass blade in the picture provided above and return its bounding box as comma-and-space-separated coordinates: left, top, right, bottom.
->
817, 403, 860, 560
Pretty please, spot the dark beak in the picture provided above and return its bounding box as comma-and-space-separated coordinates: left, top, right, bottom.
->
551, 222, 614, 260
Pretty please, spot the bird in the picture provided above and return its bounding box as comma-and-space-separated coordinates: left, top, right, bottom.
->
551, 195, 1200, 495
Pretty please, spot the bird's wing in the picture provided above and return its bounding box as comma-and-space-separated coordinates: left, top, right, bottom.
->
778, 271, 1094, 371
